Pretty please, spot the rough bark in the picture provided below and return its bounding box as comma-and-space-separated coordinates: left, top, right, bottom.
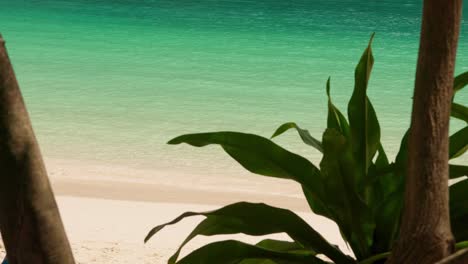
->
387, 1, 462, 263
0, 35, 75, 263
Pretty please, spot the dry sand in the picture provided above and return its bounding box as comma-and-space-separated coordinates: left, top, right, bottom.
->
0, 158, 350, 263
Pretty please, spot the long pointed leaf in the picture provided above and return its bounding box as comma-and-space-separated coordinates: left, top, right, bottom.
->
145, 202, 354, 264
450, 164, 468, 179
319, 128, 374, 260
168, 132, 329, 216
177, 240, 328, 264
168, 132, 318, 185
451, 103, 468, 123
454, 71, 468, 93
374, 144, 389, 169
451, 72, 468, 124
326, 78, 351, 138
255, 239, 311, 254
145, 202, 350, 264
371, 190, 403, 253
449, 126, 468, 159
395, 130, 409, 170
239, 260, 278, 264
369, 145, 400, 201
450, 179, 468, 241
271, 122, 323, 153
347, 34, 381, 178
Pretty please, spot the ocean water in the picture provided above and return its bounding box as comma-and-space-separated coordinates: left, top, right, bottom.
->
0, 0, 467, 183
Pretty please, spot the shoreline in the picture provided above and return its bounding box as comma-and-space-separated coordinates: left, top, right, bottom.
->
3, 157, 350, 263
45, 156, 309, 210
51, 178, 311, 212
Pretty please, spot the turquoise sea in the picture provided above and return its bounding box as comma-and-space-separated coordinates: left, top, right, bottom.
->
0, 0, 467, 181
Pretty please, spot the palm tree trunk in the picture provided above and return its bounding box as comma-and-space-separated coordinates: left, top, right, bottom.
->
387, 0, 462, 263
0, 35, 75, 263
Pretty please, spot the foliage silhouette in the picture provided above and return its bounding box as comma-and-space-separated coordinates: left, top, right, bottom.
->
147, 36, 468, 264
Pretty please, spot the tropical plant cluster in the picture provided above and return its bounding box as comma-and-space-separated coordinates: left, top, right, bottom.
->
146, 36, 468, 264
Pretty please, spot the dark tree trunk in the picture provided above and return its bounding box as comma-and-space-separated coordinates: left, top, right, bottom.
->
0, 35, 75, 263
387, 1, 462, 263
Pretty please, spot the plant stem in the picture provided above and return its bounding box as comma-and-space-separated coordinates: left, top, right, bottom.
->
358, 252, 390, 264
456, 241, 468, 250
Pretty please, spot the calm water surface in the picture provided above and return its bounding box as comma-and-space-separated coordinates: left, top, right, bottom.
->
0, 0, 466, 182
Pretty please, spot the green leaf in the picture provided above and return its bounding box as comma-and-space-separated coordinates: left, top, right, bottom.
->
240, 239, 325, 264
168, 132, 318, 185
347, 34, 381, 178
451, 103, 468, 123
368, 152, 402, 255
371, 145, 401, 198
326, 78, 351, 139
450, 164, 468, 179
145, 202, 354, 264
255, 239, 313, 255
271, 122, 323, 153
368, 170, 402, 247
301, 186, 334, 220
456, 241, 468, 250
240, 260, 278, 264
168, 132, 329, 216
239, 261, 279, 264
358, 252, 391, 264
319, 128, 374, 260
449, 126, 468, 159
452, 71, 468, 123
374, 144, 389, 169
454, 71, 468, 93
367, 144, 400, 217
395, 130, 409, 170
371, 190, 403, 253
450, 179, 468, 241
176, 240, 328, 264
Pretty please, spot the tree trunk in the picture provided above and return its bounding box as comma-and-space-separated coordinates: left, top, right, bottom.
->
0, 35, 75, 263
387, 1, 462, 263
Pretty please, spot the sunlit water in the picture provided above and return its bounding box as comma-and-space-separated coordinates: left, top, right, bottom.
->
0, 0, 466, 186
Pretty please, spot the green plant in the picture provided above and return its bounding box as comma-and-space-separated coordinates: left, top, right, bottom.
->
146, 36, 468, 264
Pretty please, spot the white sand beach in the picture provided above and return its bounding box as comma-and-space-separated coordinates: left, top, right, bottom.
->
1, 158, 350, 263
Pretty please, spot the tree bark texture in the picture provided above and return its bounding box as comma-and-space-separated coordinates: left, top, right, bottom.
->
0, 35, 75, 263
387, 1, 462, 263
